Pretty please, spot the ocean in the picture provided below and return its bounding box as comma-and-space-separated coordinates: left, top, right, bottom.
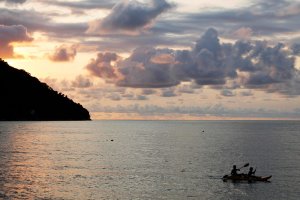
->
0, 120, 299, 199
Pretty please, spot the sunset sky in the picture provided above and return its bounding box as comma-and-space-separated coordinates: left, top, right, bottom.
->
1, 0, 300, 120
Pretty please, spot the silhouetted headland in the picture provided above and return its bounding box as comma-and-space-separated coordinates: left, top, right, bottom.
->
0, 58, 90, 121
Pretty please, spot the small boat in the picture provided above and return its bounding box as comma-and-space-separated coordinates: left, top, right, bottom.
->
222, 174, 272, 182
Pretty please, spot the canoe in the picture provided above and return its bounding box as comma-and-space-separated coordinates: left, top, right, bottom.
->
222, 174, 272, 182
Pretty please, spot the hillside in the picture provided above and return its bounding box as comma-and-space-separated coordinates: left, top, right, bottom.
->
0, 59, 90, 121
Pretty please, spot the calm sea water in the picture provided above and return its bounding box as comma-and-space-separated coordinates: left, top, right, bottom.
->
0, 120, 299, 200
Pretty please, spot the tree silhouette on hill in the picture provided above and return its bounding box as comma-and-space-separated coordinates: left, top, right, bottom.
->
0, 58, 90, 121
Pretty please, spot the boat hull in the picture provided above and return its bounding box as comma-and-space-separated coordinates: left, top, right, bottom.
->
222, 175, 272, 182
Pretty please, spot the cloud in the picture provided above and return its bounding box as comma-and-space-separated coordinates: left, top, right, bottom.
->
220, 89, 236, 97
86, 52, 120, 80
0, 25, 32, 58
1, 0, 299, 56
233, 27, 253, 40
2, 0, 297, 57
91, 103, 300, 119
187, 30, 297, 95
136, 95, 147, 100
0, 0, 26, 4
177, 84, 195, 94
160, 87, 177, 97
42, 0, 116, 10
86, 47, 179, 88
0, 8, 49, 32
239, 90, 253, 97
122, 93, 148, 100
87, 0, 173, 34
116, 47, 179, 88
71, 75, 93, 88
83, 32, 191, 54
107, 93, 122, 101
49, 45, 77, 62
151, 0, 300, 43
273, 1, 300, 17
0, 8, 87, 38
292, 43, 300, 55
87, 28, 300, 96
194, 28, 221, 56
141, 89, 156, 95
242, 42, 295, 86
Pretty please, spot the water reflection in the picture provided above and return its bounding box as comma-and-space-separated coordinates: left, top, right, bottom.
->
0, 122, 52, 199
0, 121, 299, 199
0, 121, 126, 199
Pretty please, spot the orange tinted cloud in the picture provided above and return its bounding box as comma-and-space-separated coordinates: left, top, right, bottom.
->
0, 25, 32, 58
49, 44, 77, 62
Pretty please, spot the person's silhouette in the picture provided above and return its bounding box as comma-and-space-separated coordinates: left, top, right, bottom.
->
231, 165, 240, 176
248, 167, 256, 177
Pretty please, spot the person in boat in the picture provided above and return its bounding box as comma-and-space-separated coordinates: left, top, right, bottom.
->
247, 167, 256, 177
231, 165, 240, 176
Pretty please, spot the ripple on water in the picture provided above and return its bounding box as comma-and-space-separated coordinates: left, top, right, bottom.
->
0, 121, 299, 199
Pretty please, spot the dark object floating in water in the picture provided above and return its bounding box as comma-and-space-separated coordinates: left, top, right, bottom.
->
111, 139, 114, 142
222, 174, 272, 182
0, 58, 90, 121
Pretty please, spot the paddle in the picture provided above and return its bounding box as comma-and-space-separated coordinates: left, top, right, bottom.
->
238, 163, 249, 170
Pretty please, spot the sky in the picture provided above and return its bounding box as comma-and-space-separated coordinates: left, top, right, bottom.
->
1, 0, 300, 120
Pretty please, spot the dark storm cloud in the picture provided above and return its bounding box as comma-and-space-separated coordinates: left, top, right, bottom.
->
116, 47, 180, 88
0, 24, 32, 58
87, 28, 300, 96
86, 47, 180, 88
194, 28, 221, 55
49, 45, 77, 62
246, 73, 278, 86
87, 0, 173, 34
242, 42, 295, 87
172, 28, 231, 86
